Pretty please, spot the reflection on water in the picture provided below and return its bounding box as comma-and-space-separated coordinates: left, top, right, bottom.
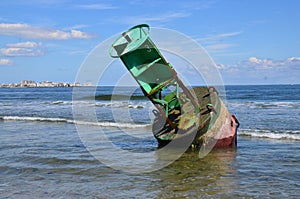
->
149, 148, 238, 198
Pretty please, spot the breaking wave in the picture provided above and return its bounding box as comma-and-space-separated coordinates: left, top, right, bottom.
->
239, 129, 300, 141
228, 101, 300, 109
50, 101, 65, 105
0, 116, 150, 129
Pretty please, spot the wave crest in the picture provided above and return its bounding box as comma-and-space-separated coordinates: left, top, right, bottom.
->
239, 129, 300, 141
228, 101, 300, 109
0, 116, 150, 129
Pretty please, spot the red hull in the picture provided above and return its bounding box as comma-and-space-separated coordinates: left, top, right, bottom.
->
214, 115, 239, 148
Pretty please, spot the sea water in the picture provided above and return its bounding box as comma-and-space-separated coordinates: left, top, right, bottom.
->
0, 85, 299, 198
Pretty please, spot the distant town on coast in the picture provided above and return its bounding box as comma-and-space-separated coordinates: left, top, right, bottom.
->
0, 80, 93, 88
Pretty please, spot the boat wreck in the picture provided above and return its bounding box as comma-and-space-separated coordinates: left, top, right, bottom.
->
110, 24, 239, 149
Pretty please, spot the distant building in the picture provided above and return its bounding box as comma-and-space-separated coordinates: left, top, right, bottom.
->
21, 80, 37, 87
74, 82, 81, 87
0, 80, 82, 88
37, 81, 53, 87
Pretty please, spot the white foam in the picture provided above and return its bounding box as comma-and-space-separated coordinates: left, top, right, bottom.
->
228, 101, 300, 109
239, 129, 300, 141
0, 115, 150, 129
51, 101, 65, 105
72, 120, 150, 129
1, 116, 67, 122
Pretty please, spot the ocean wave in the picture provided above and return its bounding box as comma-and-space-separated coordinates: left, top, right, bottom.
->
47, 100, 149, 109
50, 101, 65, 105
0, 116, 150, 129
239, 129, 300, 141
0, 116, 67, 122
72, 120, 150, 129
82, 94, 147, 101
228, 101, 300, 109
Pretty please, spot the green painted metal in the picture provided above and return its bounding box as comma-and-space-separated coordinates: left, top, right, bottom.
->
110, 24, 200, 129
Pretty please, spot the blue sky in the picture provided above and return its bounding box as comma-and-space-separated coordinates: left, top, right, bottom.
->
0, 0, 299, 85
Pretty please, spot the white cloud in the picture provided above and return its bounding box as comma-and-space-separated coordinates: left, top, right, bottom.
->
248, 56, 261, 64
221, 57, 300, 72
75, 3, 117, 10
6, 41, 42, 48
0, 47, 44, 57
199, 31, 242, 43
219, 57, 300, 84
70, 30, 90, 39
0, 58, 13, 65
216, 63, 225, 69
1, 41, 44, 57
288, 57, 300, 62
248, 57, 274, 66
198, 31, 242, 55
0, 23, 94, 40
217, 32, 242, 38
246, 56, 297, 69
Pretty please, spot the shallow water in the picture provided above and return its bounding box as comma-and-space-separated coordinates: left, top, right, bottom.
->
1, 120, 299, 198
0, 85, 300, 198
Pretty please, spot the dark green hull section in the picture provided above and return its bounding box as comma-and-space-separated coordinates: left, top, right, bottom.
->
153, 86, 239, 148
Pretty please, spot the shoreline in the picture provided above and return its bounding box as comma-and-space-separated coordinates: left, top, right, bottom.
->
0, 80, 93, 88
1, 83, 299, 88
0, 85, 84, 88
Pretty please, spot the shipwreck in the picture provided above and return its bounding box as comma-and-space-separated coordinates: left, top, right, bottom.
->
110, 24, 239, 149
